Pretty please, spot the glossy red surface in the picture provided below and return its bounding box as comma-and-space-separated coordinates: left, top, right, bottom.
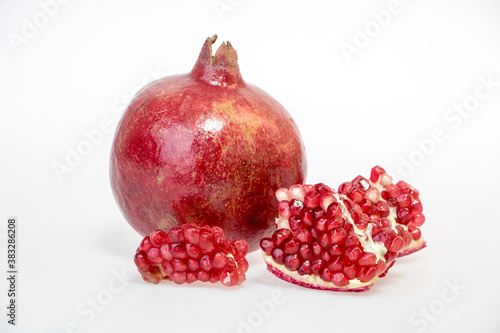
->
110, 36, 307, 251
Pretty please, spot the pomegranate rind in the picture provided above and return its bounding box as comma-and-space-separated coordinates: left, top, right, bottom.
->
398, 238, 426, 257
263, 255, 375, 292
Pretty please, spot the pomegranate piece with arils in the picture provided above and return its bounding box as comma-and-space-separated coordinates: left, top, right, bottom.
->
260, 166, 426, 292
135, 223, 249, 287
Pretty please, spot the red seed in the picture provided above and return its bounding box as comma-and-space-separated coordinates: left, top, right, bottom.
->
408, 224, 422, 241
167, 227, 184, 243
172, 259, 187, 272
298, 261, 312, 275
329, 257, 345, 271
299, 244, 313, 260
150, 230, 169, 247
232, 239, 249, 259
170, 244, 187, 259
304, 191, 321, 209
318, 232, 330, 248
284, 254, 301, 271
272, 248, 285, 264
330, 229, 348, 245
186, 243, 201, 259
326, 217, 344, 230
388, 236, 405, 252
140, 237, 153, 252
199, 232, 215, 254
346, 246, 363, 262
302, 211, 315, 227
147, 248, 163, 264
294, 229, 313, 244
396, 194, 412, 208
327, 202, 342, 218
310, 260, 325, 275
237, 258, 249, 273
209, 271, 221, 284
344, 233, 360, 247
314, 218, 328, 232
328, 245, 344, 256
183, 226, 200, 244
160, 244, 173, 260
289, 216, 306, 231
278, 201, 292, 218
260, 238, 275, 255
186, 272, 197, 284
370, 165, 386, 183
320, 267, 334, 282
200, 255, 213, 271
410, 214, 425, 227
357, 266, 377, 282
134, 252, 150, 272
273, 229, 293, 247
358, 253, 377, 266
343, 263, 357, 279
197, 270, 210, 282
332, 272, 349, 287
213, 252, 228, 269
171, 271, 187, 284
161, 261, 174, 276
187, 258, 200, 271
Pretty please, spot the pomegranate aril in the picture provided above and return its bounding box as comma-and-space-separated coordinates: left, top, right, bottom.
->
370, 165, 386, 183
237, 258, 249, 273
410, 214, 425, 227
412, 201, 423, 214
295, 229, 313, 244
273, 229, 293, 247
388, 236, 405, 252
172, 259, 187, 272
140, 237, 153, 252
318, 232, 330, 248
326, 217, 344, 230
304, 191, 321, 209
167, 228, 184, 243
211, 226, 224, 239
213, 252, 228, 269
147, 248, 163, 264
272, 248, 285, 264
328, 245, 344, 256
358, 253, 377, 266
209, 271, 221, 284
298, 261, 312, 275
183, 226, 200, 244
284, 254, 301, 271
199, 233, 215, 254
278, 201, 292, 218
170, 244, 187, 259
197, 270, 210, 282
346, 246, 363, 262
344, 233, 360, 247
312, 242, 322, 256
217, 238, 232, 254
408, 224, 422, 240
329, 257, 345, 271
343, 263, 357, 279
134, 252, 150, 272
150, 230, 168, 247
186, 272, 197, 284
260, 238, 275, 255
188, 258, 200, 271
299, 244, 313, 259
348, 188, 365, 203
314, 218, 328, 232
186, 243, 201, 259
396, 194, 412, 208
171, 271, 187, 284
332, 272, 349, 287
320, 267, 334, 282
289, 216, 306, 231
290, 199, 304, 215
161, 261, 174, 276
357, 266, 377, 282
330, 229, 348, 245
320, 250, 331, 262
327, 202, 342, 218
310, 260, 325, 275
232, 239, 249, 259
302, 211, 315, 227
200, 255, 213, 271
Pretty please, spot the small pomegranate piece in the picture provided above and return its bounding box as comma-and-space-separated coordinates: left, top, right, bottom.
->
261, 166, 426, 292
135, 223, 248, 286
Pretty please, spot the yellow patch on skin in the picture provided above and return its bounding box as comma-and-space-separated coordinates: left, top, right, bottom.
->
158, 214, 177, 230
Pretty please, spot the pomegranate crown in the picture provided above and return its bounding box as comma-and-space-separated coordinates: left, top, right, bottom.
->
191, 35, 244, 87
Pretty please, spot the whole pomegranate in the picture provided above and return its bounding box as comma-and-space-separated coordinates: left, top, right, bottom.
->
110, 35, 307, 251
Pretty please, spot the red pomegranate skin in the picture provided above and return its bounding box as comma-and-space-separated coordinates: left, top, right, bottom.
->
110, 36, 307, 251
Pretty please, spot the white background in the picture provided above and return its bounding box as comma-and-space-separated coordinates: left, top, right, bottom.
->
1, 0, 499, 332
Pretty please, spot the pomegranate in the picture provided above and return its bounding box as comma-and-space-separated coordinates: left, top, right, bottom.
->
260, 166, 425, 292
135, 223, 249, 286
110, 35, 307, 251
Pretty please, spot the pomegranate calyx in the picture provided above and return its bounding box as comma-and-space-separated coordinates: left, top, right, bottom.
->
191, 34, 243, 87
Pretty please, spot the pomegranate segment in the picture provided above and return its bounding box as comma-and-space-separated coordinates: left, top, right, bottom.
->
135, 223, 248, 287
338, 166, 426, 257
261, 166, 426, 292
